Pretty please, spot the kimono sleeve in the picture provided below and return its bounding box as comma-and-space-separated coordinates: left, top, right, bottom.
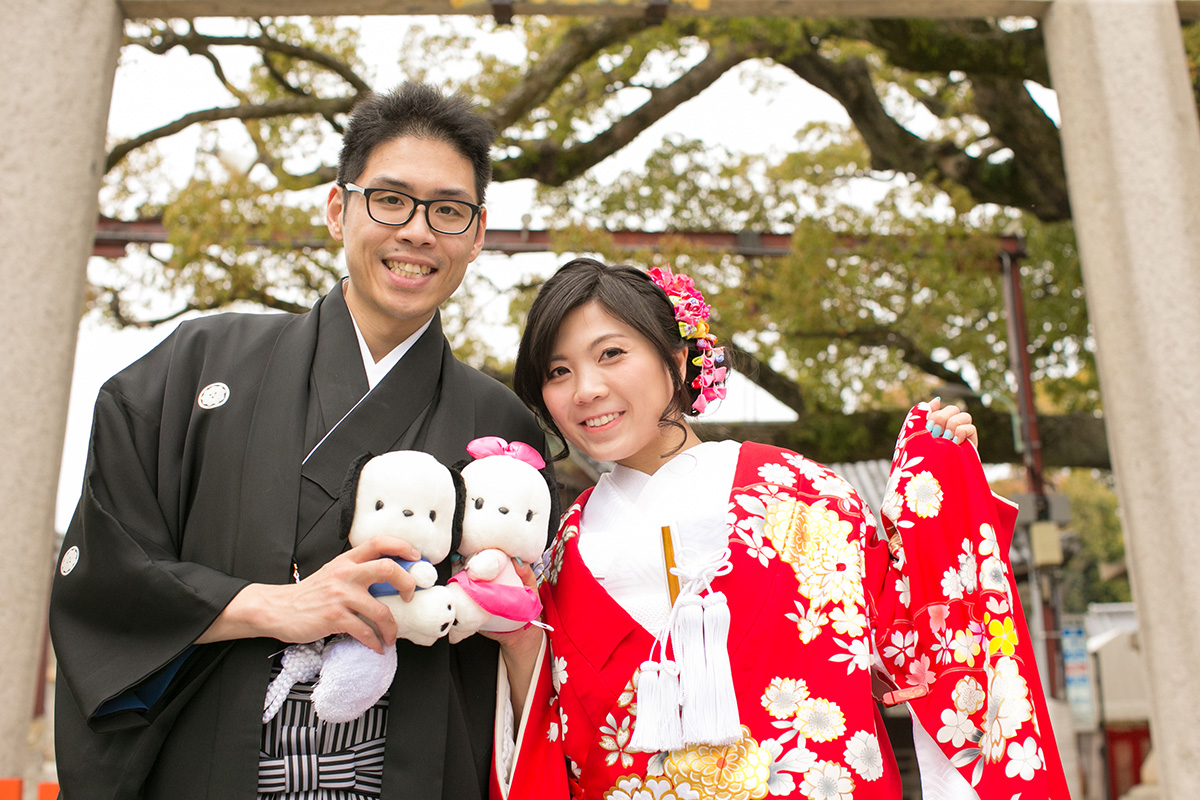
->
491, 633, 570, 800
49, 376, 247, 730
869, 404, 1070, 798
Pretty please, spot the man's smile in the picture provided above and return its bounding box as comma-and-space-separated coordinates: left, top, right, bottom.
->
384, 258, 434, 278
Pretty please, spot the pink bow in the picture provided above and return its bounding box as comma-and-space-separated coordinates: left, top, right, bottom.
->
466, 436, 546, 470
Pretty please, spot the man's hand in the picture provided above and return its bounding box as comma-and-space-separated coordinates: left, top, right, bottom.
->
926, 397, 978, 448
196, 535, 421, 653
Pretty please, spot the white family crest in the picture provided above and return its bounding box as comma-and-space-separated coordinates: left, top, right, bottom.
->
60, 545, 80, 576
197, 382, 231, 409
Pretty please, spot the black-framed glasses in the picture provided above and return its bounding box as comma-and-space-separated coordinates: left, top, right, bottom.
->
341, 182, 482, 235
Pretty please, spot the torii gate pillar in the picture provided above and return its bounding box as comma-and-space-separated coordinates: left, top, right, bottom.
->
1044, 1, 1200, 795
0, 0, 123, 781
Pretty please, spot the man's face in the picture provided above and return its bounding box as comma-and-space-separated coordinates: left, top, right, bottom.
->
326, 135, 487, 353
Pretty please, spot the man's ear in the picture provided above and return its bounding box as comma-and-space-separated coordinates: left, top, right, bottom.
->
468, 206, 488, 262
325, 184, 346, 242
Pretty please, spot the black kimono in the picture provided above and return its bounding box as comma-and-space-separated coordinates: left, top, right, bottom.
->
49, 283, 545, 799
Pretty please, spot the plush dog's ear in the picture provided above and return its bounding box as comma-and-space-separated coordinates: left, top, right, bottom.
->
449, 465, 467, 554
540, 464, 561, 549
338, 452, 376, 541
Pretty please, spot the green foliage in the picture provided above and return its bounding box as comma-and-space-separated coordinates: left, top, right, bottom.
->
1056, 469, 1131, 613
161, 152, 340, 313
1019, 221, 1098, 413
1184, 22, 1200, 106
538, 135, 775, 230
536, 125, 1090, 413
100, 14, 1103, 422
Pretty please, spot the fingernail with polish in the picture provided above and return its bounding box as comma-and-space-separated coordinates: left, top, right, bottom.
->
930, 424, 944, 438
515, 557, 524, 567
942, 429, 954, 440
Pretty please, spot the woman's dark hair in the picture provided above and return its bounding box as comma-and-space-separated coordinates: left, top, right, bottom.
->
512, 258, 707, 460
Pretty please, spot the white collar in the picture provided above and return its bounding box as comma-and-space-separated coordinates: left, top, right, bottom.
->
347, 309, 433, 390
583, 440, 740, 532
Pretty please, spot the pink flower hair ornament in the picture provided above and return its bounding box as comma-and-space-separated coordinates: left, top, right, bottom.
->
647, 266, 728, 414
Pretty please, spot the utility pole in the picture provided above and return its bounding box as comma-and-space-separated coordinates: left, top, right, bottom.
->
1000, 245, 1065, 700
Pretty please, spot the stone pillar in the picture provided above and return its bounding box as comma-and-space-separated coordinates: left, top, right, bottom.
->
1043, 1, 1200, 795
0, 0, 123, 782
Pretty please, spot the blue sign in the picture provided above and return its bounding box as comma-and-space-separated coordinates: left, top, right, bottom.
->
1062, 622, 1095, 728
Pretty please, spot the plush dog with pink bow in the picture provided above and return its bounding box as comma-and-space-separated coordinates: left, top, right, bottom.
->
447, 437, 559, 644
265, 449, 465, 725
267, 440, 557, 724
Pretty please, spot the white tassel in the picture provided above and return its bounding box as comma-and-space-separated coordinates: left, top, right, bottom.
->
700, 592, 741, 744
262, 641, 324, 723
656, 661, 684, 752
629, 660, 683, 753
673, 593, 710, 743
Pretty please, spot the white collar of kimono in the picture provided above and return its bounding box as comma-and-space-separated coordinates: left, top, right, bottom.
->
301, 306, 432, 465
348, 308, 432, 390
582, 439, 741, 536
577, 440, 740, 635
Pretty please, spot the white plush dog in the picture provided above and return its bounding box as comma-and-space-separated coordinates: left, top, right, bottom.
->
308, 450, 462, 723
446, 438, 555, 644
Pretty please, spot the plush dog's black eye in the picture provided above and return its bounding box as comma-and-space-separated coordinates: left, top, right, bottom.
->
474, 497, 484, 510
375, 500, 384, 510
526, 510, 534, 522
403, 509, 414, 517
429, 510, 437, 521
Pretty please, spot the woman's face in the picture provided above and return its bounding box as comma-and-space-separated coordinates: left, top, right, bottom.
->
541, 301, 687, 475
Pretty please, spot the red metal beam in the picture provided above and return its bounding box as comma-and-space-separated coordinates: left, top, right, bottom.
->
92, 215, 1025, 260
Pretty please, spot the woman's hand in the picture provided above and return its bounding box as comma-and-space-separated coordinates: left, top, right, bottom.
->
926, 397, 978, 448
486, 557, 545, 720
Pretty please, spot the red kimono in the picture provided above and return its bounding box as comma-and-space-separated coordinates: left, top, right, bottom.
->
498, 405, 1068, 799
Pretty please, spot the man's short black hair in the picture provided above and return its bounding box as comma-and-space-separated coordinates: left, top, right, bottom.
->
337, 83, 495, 204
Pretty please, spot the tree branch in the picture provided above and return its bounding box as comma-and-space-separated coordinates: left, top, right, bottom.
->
106, 96, 357, 173
494, 38, 755, 184
726, 342, 807, 414
262, 51, 312, 99
776, 322, 977, 394
965, 74, 1070, 219
775, 44, 1072, 220
127, 27, 372, 95
863, 20, 1050, 87
775, 46, 931, 175
486, 17, 648, 132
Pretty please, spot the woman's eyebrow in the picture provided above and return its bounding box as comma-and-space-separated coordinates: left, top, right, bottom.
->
587, 332, 629, 350
548, 331, 630, 363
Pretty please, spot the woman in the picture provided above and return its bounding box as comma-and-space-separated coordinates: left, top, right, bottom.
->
493, 258, 1067, 800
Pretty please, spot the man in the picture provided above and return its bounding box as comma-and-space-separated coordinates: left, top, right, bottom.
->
49, 83, 545, 799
